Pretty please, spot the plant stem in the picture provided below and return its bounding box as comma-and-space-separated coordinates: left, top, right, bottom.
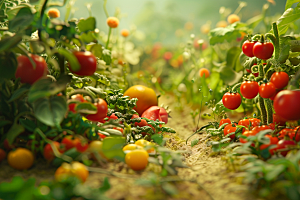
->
105, 27, 112, 49
103, 0, 109, 18
272, 22, 280, 59
38, 0, 49, 40
259, 96, 267, 124
264, 98, 273, 124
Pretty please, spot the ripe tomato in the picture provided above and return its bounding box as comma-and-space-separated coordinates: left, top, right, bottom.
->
74, 138, 89, 153
199, 68, 210, 78
242, 40, 256, 57
0, 148, 6, 163
86, 98, 108, 122
125, 149, 149, 171
61, 136, 76, 150
259, 82, 276, 98
239, 130, 258, 144
278, 128, 294, 139
273, 90, 300, 120
15, 54, 48, 85
252, 125, 272, 133
289, 126, 300, 142
43, 141, 65, 161
275, 139, 296, 157
68, 94, 86, 113
69, 51, 97, 76
122, 144, 143, 152
141, 106, 163, 122
106, 16, 119, 28
238, 118, 261, 131
7, 148, 34, 170
124, 85, 158, 116
131, 114, 148, 127
253, 41, 274, 60
223, 124, 236, 139
222, 92, 242, 110
55, 161, 89, 183
273, 113, 287, 126
270, 72, 289, 89
240, 81, 259, 99
259, 135, 279, 151
219, 118, 231, 127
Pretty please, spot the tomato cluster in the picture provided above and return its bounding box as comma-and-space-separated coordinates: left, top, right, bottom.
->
242, 40, 274, 60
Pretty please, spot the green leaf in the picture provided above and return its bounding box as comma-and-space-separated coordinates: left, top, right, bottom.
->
8, 7, 34, 32
102, 137, 125, 161
265, 165, 285, 181
217, 66, 243, 86
191, 139, 199, 147
151, 134, 164, 146
101, 50, 111, 65
226, 46, 242, 71
75, 102, 97, 114
19, 119, 36, 132
285, 0, 300, 10
77, 17, 96, 32
6, 124, 25, 145
0, 52, 18, 80
28, 75, 71, 103
80, 31, 96, 44
56, 48, 80, 72
278, 44, 290, 63
8, 84, 31, 102
0, 176, 24, 195
0, 120, 12, 128
276, 6, 300, 35
161, 182, 178, 195
90, 44, 103, 58
32, 96, 67, 127
99, 177, 111, 193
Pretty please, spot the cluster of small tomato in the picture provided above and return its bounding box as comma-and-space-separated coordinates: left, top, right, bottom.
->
220, 115, 300, 157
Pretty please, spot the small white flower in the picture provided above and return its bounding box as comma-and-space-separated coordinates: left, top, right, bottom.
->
182, 51, 191, 60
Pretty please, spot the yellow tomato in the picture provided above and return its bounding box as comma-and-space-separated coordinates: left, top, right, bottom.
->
135, 139, 155, 153
7, 148, 34, 170
125, 149, 149, 171
122, 144, 142, 152
55, 161, 89, 183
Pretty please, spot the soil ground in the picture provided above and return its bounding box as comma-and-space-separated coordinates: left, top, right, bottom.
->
0, 94, 259, 200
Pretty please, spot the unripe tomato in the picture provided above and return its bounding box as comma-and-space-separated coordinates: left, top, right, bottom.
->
88, 140, 107, 160
125, 149, 149, 171
259, 82, 276, 98
253, 42, 274, 60
270, 72, 289, 89
242, 40, 256, 57
55, 161, 89, 183
273, 90, 300, 120
69, 51, 97, 76
240, 81, 259, 99
86, 98, 108, 122
135, 139, 155, 153
222, 92, 242, 110
15, 54, 48, 85
7, 148, 34, 170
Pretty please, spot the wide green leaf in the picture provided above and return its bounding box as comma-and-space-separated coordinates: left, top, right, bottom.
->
226, 46, 242, 71
77, 17, 96, 33
0, 35, 22, 52
28, 75, 71, 103
277, 5, 300, 35
285, 0, 300, 10
8, 84, 31, 102
8, 7, 34, 32
102, 137, 125, 161
6, 124, 25, 145
19, 119, 37, 132
75, 102, 97, 114
32, 96, 67, 127
0, 52, 18, 80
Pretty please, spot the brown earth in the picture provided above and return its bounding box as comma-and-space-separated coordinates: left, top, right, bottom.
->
0, 94, 259, 200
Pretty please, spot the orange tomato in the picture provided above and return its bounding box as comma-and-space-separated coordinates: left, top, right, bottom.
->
123, 85, 158, 116
48, 8, 60, 18
199, 68, 210, 78
107, 17, 119, 28
55, 161, 89, 183
125, 149, 149, 171
8, 148, 34, 170
227, 14, 240, 24
216, 20, 228, 28
121, 29, 129, 37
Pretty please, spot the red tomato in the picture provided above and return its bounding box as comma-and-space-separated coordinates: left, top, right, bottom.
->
15, 54, 48, 84
259, 82, 276, 98
141, 106, 163, 123
239, 130, 258, 144
242, 40, 256, 57
74, 139, 89, 153
43, 141, 65, 161
3, 139, 15, 151
253, 41, 274, 60
222, 92, 242, 110
68, 94, 86, 113
61, 136, 76, 151
252, 125, 272, 133
69, 51, 97, 76
289, 126, 300, 142
86, 98, 108, 122
273, 113, 287, 126
276, 139, 296, 157
259, 135, 279, 151
273, 90, 300, 120
131, 114, 148, 127
270, 72, 289, 89
278, 128, 294, 139
98, 133, 107, 139
240, 81, 259, 99
223, 124, 236, 139
219, 118, 231, 127
238, 118, 261, 131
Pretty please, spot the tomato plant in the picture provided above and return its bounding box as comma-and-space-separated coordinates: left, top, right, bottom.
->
69, 51, 97, 76
239, 130, 258, 144
55, 162, 89, 183
86, 98, 108, 122
253, 41, 274, 60
223, 124, 236, 139
242, 40, 256, 57
43, 142, 65, 161
125, 149, 149, 171
74, 139, 89, 153
259, 82, 276, 98
270, 72, 289, 89
240, 81, 259, 99
15, 54, 48, 85
7, 148, 34, 170
259, 135, 278, 151
222, 92, 241, 110
219, 118, 231, 127
273, 90, 300, 120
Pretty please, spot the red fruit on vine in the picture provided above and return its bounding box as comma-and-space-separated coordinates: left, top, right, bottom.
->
15, 54, 48, 85
259, 82, 276, 98
273, 90, 300, 120
242, 40, 256, 57
141, 106, 163, 122
240, 81, 259, 99
253, 41, 274, 60
219, 118, 231, 127
43, 141, 65, 161
273, 113, 287, 126
131, 114, 148, 127
270, 72, 289, 89
222, 92, 242, 110
86, 98, 108, 122
275, 139, 296, 157
259, 135, 279, 151
223, 123, 237, 139
69, 51, 97, 76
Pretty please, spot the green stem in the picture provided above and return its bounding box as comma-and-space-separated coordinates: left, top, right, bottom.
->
103, 0, 109, 18
38, 0, 49, 40
258, 96, 267, 124
67, 89, 96, 103
105, 27, 112, 49
272, 22, 280, 59
231, 83, 242, 92
264, 98, 273, 124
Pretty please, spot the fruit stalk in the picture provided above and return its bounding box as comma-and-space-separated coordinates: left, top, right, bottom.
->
259, 96, 267, 124
264, 98, 273, 124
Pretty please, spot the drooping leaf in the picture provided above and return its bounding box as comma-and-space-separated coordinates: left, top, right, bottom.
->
75, 102, 97, 114
28, 75, 71, 103
19, 119, 37, 132
217, 66, 243, 86
8, 7, 34, 32
0, 35, 22, 52
90, 44, 103, 58
32, 96, 67, 127
80, 31, 97, 44
226, 46, 243, 71
6, 124, 25, 145
276, 5, 300, 35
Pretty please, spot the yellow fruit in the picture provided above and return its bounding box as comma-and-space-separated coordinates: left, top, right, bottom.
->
8, 148, 34, 170
125, 149, 149, 171
55, 162, 89, 183
123, 144, 142, 151
227, 14, 240, 24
